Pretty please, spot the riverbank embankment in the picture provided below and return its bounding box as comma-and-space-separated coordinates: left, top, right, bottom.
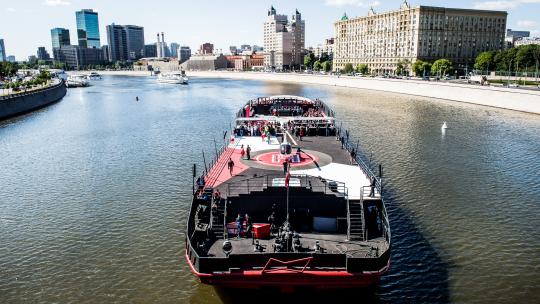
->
0, 80, 67, 120
95, 70, 540, 114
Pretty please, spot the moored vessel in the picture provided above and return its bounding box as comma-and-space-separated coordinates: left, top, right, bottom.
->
66, 74, 89, 87
87, 72, 102, 80
157, 71, 188, 84
186, 95, 390, 290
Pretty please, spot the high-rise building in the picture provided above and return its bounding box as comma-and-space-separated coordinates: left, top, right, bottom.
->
199, 43, 214, 54
28, 55, 38, 63
76, 9, 101, 48
102, 45, 110, 62
240, 44, 252, 51
156, 32, 170, 58
263, 6, 305, 70
514, 37, 540, 46
179, 46, 191, 63
53, 45, 104, 69
37, 47, 51, 61
170, 43, 179, 57
314, 38, 335, 59
0, 39, 6, 61
505, 29, 530, 48
333, 1, 507, 74
252, 45, 264, 52
144, 44, 157, 57
7, 55, 16, 63
229, 46, 238, 55
50, 28, 71, 51
106, 24, 144, 62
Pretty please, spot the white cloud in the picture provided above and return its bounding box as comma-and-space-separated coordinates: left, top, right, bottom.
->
324, 0, 380, 7
473, 1, 517, 9
43, 0, 71, 6
473, 0, 540, 10
517, 20, 537, 27
325, 0, 365, 6
6, 7, 16, 12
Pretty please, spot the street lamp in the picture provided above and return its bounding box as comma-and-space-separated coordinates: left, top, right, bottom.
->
507, 58, 513, 86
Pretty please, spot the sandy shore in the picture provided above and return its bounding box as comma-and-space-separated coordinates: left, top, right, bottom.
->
89, 70, 540, 114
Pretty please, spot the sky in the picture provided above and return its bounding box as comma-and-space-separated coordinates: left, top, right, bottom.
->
1, 0, 540, 60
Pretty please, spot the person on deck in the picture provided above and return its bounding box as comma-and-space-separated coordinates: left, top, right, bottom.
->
246, 145, 251, 160
369, 176, 376, 197
244, 214, 252, 239
268, 211, 277, 236
240, 147, 245, 159
350, 149, 357, 165
228, 158, 234, 176
283, 160, 289, 175
236, 214, 243, 238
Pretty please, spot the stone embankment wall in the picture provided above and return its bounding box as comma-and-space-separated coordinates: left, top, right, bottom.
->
93, 70, 540, 114
0, 81, 67, 120
189, 71, 540, 115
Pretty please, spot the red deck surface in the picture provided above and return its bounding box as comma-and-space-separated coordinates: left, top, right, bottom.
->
205, 148, 249, 188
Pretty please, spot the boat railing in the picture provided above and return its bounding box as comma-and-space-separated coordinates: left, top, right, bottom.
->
340, 129, 382, 194
224, 174, 348, 198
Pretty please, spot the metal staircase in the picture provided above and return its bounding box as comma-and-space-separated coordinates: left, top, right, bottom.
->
210, 196, 225, 239
348, 199, 365, 241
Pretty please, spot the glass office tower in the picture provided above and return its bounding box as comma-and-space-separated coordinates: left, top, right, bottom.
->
50, 28, 71, 49
76, 9, 100, 48
0, 39, 6, 61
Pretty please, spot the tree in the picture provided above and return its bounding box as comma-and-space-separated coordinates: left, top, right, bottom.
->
322, 60, 332, 72
474, 51, 495, 72
0, 61, 18, 78
431, 59, 453, 76
343, 63, 354, 74
494, 48, 517, 71
532, 45, 540, 82
355, 63, 369, 75
319, 52, 330, 63
396, 59, 411, 76
313, 60, 323, 71
412, 60, 431, 76
304, 53, 315, 69
515, 44, 538, 70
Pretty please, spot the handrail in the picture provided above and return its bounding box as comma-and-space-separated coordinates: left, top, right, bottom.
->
203, 139, 239, 190
346, 196, 351, 240
224, 173, 348, 197
341, 128, 382, 194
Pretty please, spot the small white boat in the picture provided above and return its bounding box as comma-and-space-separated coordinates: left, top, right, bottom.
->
441, 121, 448, 129
66, 74, 90, 87
87, 72, 102, 80
157, 71, 188, 84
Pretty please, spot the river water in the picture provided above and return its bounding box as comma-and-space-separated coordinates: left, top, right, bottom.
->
0, 76, 538, 303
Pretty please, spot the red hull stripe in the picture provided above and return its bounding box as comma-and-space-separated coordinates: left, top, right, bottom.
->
185, 251, 390, 287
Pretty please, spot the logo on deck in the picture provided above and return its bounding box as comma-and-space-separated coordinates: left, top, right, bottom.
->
272, 154, 301, 164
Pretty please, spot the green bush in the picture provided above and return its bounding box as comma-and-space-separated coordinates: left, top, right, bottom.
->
343, 63, 354, 74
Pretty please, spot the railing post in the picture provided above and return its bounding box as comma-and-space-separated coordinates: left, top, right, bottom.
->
346, 197, 350, 240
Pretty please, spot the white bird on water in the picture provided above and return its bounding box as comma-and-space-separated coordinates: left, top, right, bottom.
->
441, 121, 448, 130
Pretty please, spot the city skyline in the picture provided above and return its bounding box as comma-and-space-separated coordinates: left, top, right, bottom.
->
1, 0, 540, 60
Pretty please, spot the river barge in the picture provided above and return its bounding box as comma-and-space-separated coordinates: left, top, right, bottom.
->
185, 95, 390, 289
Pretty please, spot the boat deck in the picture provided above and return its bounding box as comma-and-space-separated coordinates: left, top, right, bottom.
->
207, 233, 387, 258
206, 133, 380, 200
